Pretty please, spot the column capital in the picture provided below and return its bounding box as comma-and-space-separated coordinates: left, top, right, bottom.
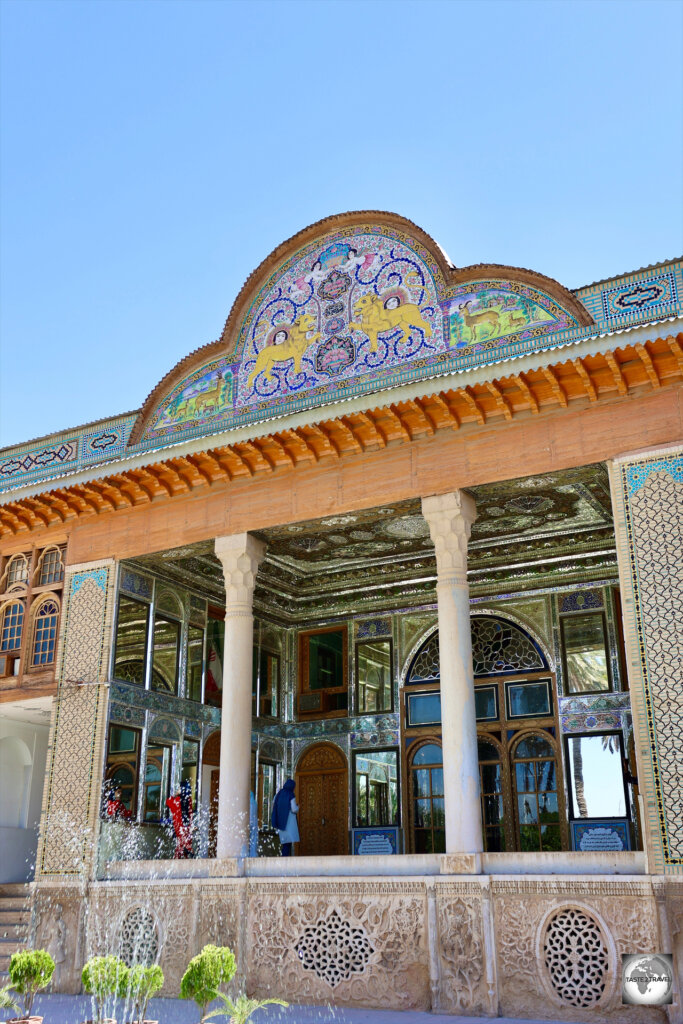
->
421, 490, 477, 585
214, 533, 266, 611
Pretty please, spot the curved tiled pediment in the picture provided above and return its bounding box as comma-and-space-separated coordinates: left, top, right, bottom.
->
129, 211, 591, 446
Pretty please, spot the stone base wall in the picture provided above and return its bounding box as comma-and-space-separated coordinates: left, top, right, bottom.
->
32, 874, 681, 1021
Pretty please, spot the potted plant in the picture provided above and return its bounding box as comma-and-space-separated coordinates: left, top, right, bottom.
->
81, 954, 129, 1024
7, 949, 55, 1024
121, 964, 164, 1024
179, 945, 235, 1024
206, 994, 288, 1024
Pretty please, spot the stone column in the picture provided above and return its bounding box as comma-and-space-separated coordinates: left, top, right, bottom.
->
422, 491, 482, 854
214, 533, 266, 860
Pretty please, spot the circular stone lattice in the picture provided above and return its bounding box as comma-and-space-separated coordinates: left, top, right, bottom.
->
543, 908, 608, 1007
295, 910, 374, 988
118, 907, 159, 967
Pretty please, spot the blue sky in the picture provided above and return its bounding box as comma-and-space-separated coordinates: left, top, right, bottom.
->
1, 0, 681, 448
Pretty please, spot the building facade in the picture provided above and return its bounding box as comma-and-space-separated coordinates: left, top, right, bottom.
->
0, 211, 681, 1020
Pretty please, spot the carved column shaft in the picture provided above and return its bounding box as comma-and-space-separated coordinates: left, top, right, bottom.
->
422, 491, 482, 854
214, 533, 266, 859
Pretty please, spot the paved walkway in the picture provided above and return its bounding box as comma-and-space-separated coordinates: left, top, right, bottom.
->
7, 993, 572, 1023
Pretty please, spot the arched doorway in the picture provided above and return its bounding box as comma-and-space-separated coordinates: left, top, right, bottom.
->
296, 742, 348, 857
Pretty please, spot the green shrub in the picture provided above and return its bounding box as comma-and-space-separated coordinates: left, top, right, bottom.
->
122, 963, 164, 1024
8, 949, 55, 1018
82, 954, 129, 1024
179, 945, 236, 1023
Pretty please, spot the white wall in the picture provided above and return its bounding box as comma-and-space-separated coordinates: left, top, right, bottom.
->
0, 714, 50, 881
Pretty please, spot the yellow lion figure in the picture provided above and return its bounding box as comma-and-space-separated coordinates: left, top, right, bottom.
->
247, 314, 321, 387
349, 293, 432, 353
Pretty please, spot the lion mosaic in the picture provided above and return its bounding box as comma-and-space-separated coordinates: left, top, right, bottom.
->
247, 314, 321, 387
349, 293, 432, 352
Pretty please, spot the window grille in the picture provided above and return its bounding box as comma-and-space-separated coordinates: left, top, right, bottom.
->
0, 602, 24, 652
6, 555, 29, 587
31, 598, 59, 665
38, 548, 64, 586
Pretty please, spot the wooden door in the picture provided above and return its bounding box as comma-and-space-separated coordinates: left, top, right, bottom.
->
296, 743, 348, 856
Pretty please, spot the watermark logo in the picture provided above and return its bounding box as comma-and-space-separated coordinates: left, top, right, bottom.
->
622, 954, 673, 1006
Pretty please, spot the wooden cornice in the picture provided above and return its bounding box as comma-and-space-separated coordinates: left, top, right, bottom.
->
1, 334, 681, 538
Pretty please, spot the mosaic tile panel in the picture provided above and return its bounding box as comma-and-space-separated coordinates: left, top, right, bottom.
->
1, 250, 680, 495
560, 712, 623, 734
80, 425, 128, 462
559, 589, 603, 612
601, 272, 679, 323
613, 449, 683, 871
0, 438, 78, 482
559, 693, 631, 714
576, 260, 683, 325
120, 568, 153, 600
38, 562, 116, 876
0, 414, 135, 488
39, 681, 106, 875
109, 701, 145, 727
109, 680, 221, 726
356, 617, 392, 639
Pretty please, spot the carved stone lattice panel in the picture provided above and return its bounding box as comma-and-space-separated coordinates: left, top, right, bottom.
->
118, 907, 159, 966
295, 909, 374, 987
543, 908, 608, 1008
33, 888, 83, 994
87, 884, 197, 996
247, 884, 430, 1010
591, 896, 659, 962
198, 885, 240, 955
436, 893, 487, 1015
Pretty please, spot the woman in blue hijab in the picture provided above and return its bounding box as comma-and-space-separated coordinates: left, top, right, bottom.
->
271, 778, 299, 856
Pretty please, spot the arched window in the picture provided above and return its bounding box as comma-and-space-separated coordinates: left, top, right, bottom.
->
0, 601, 24, 652
34, 546, 64, 587
406, 616, 549, 685
31, 597, 59, 666
5, 554, 29, 589
512, 732, 560, 852
478, 736, 507, 851
409, 741, 444, 853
